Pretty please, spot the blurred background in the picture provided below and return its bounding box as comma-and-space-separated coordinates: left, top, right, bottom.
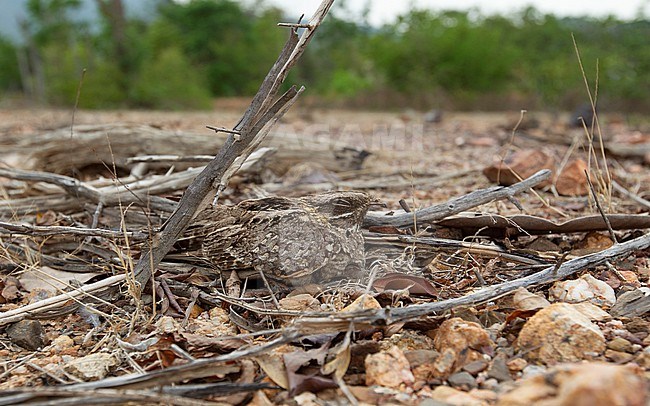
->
0, 0, 648, 112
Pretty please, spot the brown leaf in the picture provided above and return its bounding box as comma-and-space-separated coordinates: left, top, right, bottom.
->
0, 276, 21, 302
367, 225, 403, 234
506, 309, 540, 324
283, 344, 337, 396
18, 267, 101, 294
322, 334, 351, 380
373, 273, 439, 297
255, 353, 290, 390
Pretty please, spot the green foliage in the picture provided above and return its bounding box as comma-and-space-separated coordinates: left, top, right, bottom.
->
0, 37, 21, 94
131, 46, 212, 110
25, 0, 83, 45
154, 0, 287, 96
296, 14, 374, 97
2, 1, 648, 111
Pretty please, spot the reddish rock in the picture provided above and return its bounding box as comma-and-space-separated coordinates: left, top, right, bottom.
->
555, 158, 589, 196
516, 303, 605, 364
506, 358, 527, 373
483, 149, 554, 187
498, 363, 647, 406
430, 318, 494, 377
429, 386, 488, 406
365, 345, 414, 388
605, 349, 635, 363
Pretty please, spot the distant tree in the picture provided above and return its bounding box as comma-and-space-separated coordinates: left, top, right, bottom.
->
0, 36, 22, 95
19, 0, 84, 104
95, 0, 131, 92
154, 0, 287, 96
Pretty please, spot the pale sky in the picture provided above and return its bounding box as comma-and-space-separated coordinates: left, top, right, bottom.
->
264, 0, 649, 24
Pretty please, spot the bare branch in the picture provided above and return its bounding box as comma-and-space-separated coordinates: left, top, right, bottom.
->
364, 169, 552, 228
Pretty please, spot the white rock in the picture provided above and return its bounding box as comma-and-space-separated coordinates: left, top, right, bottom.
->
549, 274, 616, 307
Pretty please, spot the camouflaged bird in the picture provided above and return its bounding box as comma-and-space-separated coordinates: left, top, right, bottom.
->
186, 191, 372, 284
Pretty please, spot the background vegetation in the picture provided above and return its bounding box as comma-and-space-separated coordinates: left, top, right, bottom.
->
0, 0, 648, 112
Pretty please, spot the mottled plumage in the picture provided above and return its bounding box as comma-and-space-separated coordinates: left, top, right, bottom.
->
188, 191, 371, 284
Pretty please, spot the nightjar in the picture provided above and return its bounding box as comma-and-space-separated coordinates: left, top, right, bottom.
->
186, 191, 372, 284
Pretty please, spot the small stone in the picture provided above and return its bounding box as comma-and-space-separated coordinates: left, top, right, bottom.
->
483, 149, 554, 187
506, 357, 527, 373
278, 294, 320, 312
65, 353, 118, 380
555, 158, 589, 196
431, 348, 457, 379
432, 318, 494, 372
572, 302, 612, 321
404, 349, 441, 381
495, 337, 509, 348
342, 294, 381, 312
463, 359, 489, 376
480, 378, 499, 391
429, 386, 487, 406
6, 320, 45, 350
469, 388, 498, 403
499, 362, 646, 406
512, 287, 550, 310
155, 315, 179, 334
419, 399, 453, 406
50, 335, 76, 354
634, 347, 650, 369
605, 349, 635, 363
448, 371, 478, 390
365, 345, 414, 388
404, 349, 439, 367
626, 318, 650, 334
424, 109, 443, 124
521, 365, 546, 379
607, 337, 633, 353
611, 289, 650, 318
486, 354, 512, 382
549, 274, 616, 307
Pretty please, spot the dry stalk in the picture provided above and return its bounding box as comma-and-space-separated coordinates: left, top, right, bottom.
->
572, 34, 613, 209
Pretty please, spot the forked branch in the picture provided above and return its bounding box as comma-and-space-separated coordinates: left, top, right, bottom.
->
132, 1, 336, 290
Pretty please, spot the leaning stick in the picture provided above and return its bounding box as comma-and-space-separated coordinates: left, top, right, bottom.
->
132, 1, 336, 290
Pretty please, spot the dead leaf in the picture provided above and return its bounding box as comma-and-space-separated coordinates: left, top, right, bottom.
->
373, 273, 439, 297
18, 266, 101, 294
322, 333, 351, 380
367, 225, 403, 234
506, 309, 540, 324
284, 344, 337, 396
255, 353, 290, 390
0, 276, 21, 302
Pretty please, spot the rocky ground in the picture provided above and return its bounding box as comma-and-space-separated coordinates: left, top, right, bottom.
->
0, 104, 649, 404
